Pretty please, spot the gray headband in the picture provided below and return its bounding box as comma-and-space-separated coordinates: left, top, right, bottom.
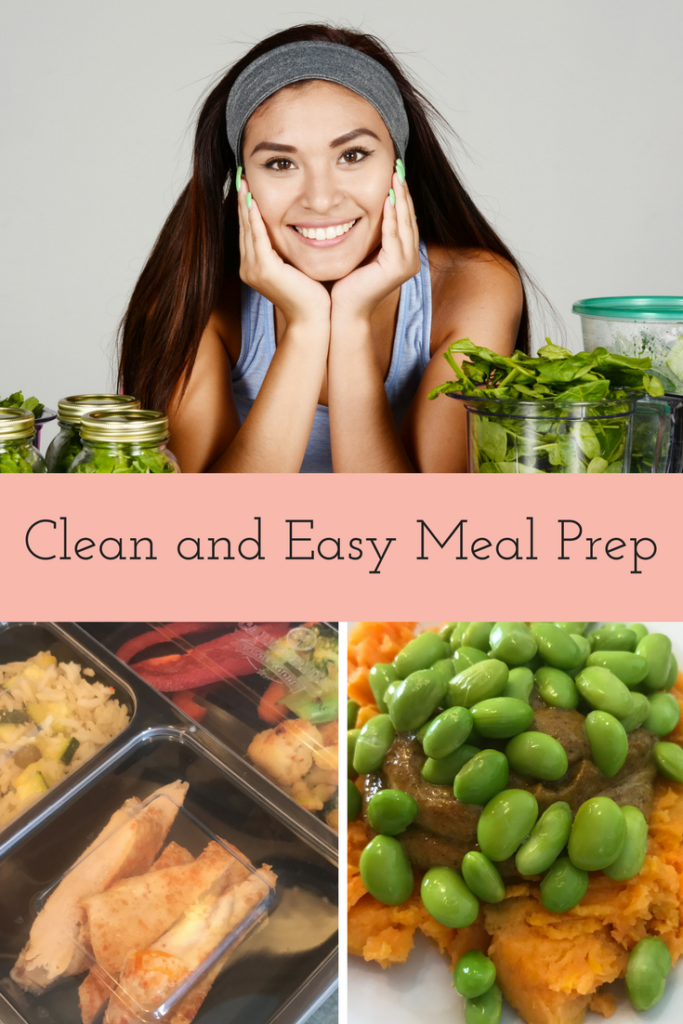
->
226, 40, 409, 164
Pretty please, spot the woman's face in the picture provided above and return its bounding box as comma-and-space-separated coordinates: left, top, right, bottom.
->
242, 81, 396, 282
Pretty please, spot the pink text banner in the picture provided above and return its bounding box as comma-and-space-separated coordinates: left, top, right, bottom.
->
0, 474, 679, 622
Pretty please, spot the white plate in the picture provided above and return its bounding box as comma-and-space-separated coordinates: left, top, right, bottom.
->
349, 622, 683, 1024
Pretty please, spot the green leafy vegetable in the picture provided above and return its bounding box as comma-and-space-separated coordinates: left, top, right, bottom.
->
45, 424, 84, 473
429, 338, 665, 474
71, 444, 177, 473
0, 391, 44, 419
0, 440, 45, 473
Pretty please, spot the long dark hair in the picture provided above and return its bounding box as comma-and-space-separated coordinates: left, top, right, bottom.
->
118, 23, 531, 412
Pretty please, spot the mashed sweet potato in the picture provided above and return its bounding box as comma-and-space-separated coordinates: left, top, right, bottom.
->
348, 624, 683, 1024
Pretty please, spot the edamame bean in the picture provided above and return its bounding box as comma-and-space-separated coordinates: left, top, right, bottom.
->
503, 667, 534, 703
535, 667, 579, 709
420, 866, 479, 927
461, 851, 506, 903
447, 659, 509, 709
462, 622, 495, 652
394, 631, 450, 678
439, 621, 459, 642
585, 650, 648, 687
588, 624, 637, 652
477, 789, 539, 861
422, 745, 479, 785
568, 796, 627, 871
348, 729, 360, 778
368, 663, 398, 713
431, 657, 457, 688
449, 622, 470, 651
453, 950, 497, 998
540, 856, 588, 913
505, 731, 568, 780
665, 653, 679, 689
389, 669, 448, 732
628, 623, 649, 645
625, 936, 672, 1011
530, 623, 583, 670
359, 835, 414, 905
422, 706, 473, 759
454, 749, 509, 804
470, 697, 534, 738
636, 633, 673, 691
348, 779, 362, 822
575, 666, 634, 719
515, 802, 572, 876
653, 741, 683, 783
488, 623, 538, 667
603, 806, 648, 881
569, 633, 591, 668
453, 646, 489, 673
643, 692, 681, 737
555, 622, 589, 635
619, 691, 650, 733
353, 715, 395, 774
347, 700, 360, 730
367, 788, 418, 835
584, 711, 629, 777
464, 983, 503, 1024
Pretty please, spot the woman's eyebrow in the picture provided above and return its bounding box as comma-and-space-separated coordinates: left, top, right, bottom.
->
330, 128, 380, 148
250, 141, 297, 156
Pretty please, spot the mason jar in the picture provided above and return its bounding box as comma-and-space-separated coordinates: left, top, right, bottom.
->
0, 409, 48, 473
45, 394, 140, 472
68, 409, 181, 473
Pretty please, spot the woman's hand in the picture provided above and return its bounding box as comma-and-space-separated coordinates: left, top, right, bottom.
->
238, 178, 331, 327
330, 170, 421, 322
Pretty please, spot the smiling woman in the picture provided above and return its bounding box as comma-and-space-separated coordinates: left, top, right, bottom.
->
117, 24, 528, 473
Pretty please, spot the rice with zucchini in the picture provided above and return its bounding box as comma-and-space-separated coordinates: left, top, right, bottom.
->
0, 651, 130, 827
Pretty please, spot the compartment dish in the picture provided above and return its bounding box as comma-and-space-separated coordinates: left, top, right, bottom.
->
88, 623, 340, 833
0, 726, 338, 1024
0, 625, 137, 837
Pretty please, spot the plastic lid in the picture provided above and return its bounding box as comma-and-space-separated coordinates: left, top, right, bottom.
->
57, 394, 140, 425
572, 296, 683, 321
0, 408, 35, 440
115, 623, 339, 823
80, 409, 169, 443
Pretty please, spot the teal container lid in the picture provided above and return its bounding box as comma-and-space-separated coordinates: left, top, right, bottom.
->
572, 296, 683, 321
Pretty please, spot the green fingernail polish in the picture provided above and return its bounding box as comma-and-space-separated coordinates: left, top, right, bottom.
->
395, 159, 406, 184
246, 192, 252, 210
235, 165, 243, 191
389, 188, 396, 207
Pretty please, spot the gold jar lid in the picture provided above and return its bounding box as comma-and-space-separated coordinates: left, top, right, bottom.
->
79, 409, 169, 444
0, 408, 35, 441
57, 394, 140, 425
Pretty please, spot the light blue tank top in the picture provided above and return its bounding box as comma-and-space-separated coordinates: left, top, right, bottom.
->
232, 241, 432, 472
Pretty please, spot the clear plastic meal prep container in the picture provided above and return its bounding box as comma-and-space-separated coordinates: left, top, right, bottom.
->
83, 623, 340, 838
0, 624, 338, 1024
573, 296, 683, 395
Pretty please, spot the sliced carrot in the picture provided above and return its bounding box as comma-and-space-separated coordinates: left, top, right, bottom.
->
257, 680, 290, 723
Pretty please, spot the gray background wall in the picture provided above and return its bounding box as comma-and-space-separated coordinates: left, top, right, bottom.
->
2, 0, 682, 446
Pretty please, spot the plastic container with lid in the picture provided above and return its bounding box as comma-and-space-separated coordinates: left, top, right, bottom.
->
0, 409, 47, 473
573, 297, 683, 394
449, 393, 637, 473
45, 394, 140, 472
106, 622, 340, 833
0, 621, 338, 1024
68, 409, 181, 473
